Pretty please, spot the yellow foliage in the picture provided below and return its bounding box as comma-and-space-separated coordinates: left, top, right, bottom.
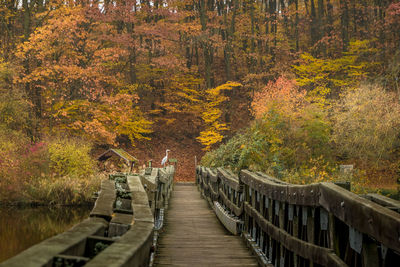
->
293, 39, 380, 106
53, 93, 152, 145
332, 84, 400, 164
160, 72, 204, 116
197, 82, 241, 150
48, 137, 95, 178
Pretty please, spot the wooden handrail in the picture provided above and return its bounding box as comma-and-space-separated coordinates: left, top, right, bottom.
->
196, 166, 400, 267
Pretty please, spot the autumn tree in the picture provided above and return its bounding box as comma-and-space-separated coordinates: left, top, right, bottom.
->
1, 0, 400, 162
197, 82, 241, 150
17, 5, 152, 145
293, 40, 379, 105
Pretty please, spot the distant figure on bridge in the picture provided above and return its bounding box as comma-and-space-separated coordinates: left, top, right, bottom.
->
161, 149, 170, 168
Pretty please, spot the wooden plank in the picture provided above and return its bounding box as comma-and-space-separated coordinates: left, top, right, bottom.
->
241, 170, 320, 206
256, 172, 289, 185
90, 180, 116, 220
214, 201, 241, 235
219, 188, 243, 216
205, 167, 218, 182
154, 185, 257, 266
363, 193, 400, 212
218, 168, 241, 191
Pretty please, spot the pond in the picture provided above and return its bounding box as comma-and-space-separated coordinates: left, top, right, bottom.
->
0, 205, 91, 263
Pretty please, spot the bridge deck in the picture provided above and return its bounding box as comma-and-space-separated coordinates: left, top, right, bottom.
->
154, 184, 257, 266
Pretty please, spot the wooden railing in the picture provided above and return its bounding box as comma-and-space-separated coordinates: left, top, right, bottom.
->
196, 166, 400, 267
1, 166, 174, 267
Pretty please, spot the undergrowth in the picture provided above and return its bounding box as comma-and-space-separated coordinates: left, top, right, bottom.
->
0, 135, 101, 205
201, 82, 400, 196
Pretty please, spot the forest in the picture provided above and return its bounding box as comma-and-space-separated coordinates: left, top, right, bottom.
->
1, 0, 400, 204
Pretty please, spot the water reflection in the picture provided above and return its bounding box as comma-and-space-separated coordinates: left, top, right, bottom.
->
0, 205, 91, 263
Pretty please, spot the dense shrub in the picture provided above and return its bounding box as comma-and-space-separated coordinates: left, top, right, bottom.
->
251, 76, 306, 119
0, 127, 31, 200
201, 102, 332, 181
27, 174, 102, 205
332, 85, 400, 165
48, 137, 96, 178
0, 135, 100, 204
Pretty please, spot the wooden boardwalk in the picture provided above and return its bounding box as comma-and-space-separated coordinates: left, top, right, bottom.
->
154, 184, 257, 266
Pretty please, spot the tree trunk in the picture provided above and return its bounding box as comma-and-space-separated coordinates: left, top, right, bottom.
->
341, 0, 349, 51
295, 0, 299, 51
310, 0, 319, 48
22, 0, 31, 40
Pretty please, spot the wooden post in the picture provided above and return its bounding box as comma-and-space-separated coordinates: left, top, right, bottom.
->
307, 207, 315, 267
361, 238, 379, 267
279, 202, 285, 267
268, 198, 273, 262
329, 213, 342, 259
245, 184, 250, 235
293, 205, 299, 267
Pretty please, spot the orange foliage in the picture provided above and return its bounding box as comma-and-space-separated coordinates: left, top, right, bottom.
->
251, 76, 306, 119
16, 5, 151, 145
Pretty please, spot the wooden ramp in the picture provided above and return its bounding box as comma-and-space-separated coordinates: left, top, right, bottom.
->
154, 184, 258, 266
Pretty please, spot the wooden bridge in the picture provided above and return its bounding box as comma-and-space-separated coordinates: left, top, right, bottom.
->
1, 165, 400, 267
154, 184, 257, 266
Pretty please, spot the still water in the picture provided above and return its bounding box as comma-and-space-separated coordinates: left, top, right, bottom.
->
0, 205, 91, 263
